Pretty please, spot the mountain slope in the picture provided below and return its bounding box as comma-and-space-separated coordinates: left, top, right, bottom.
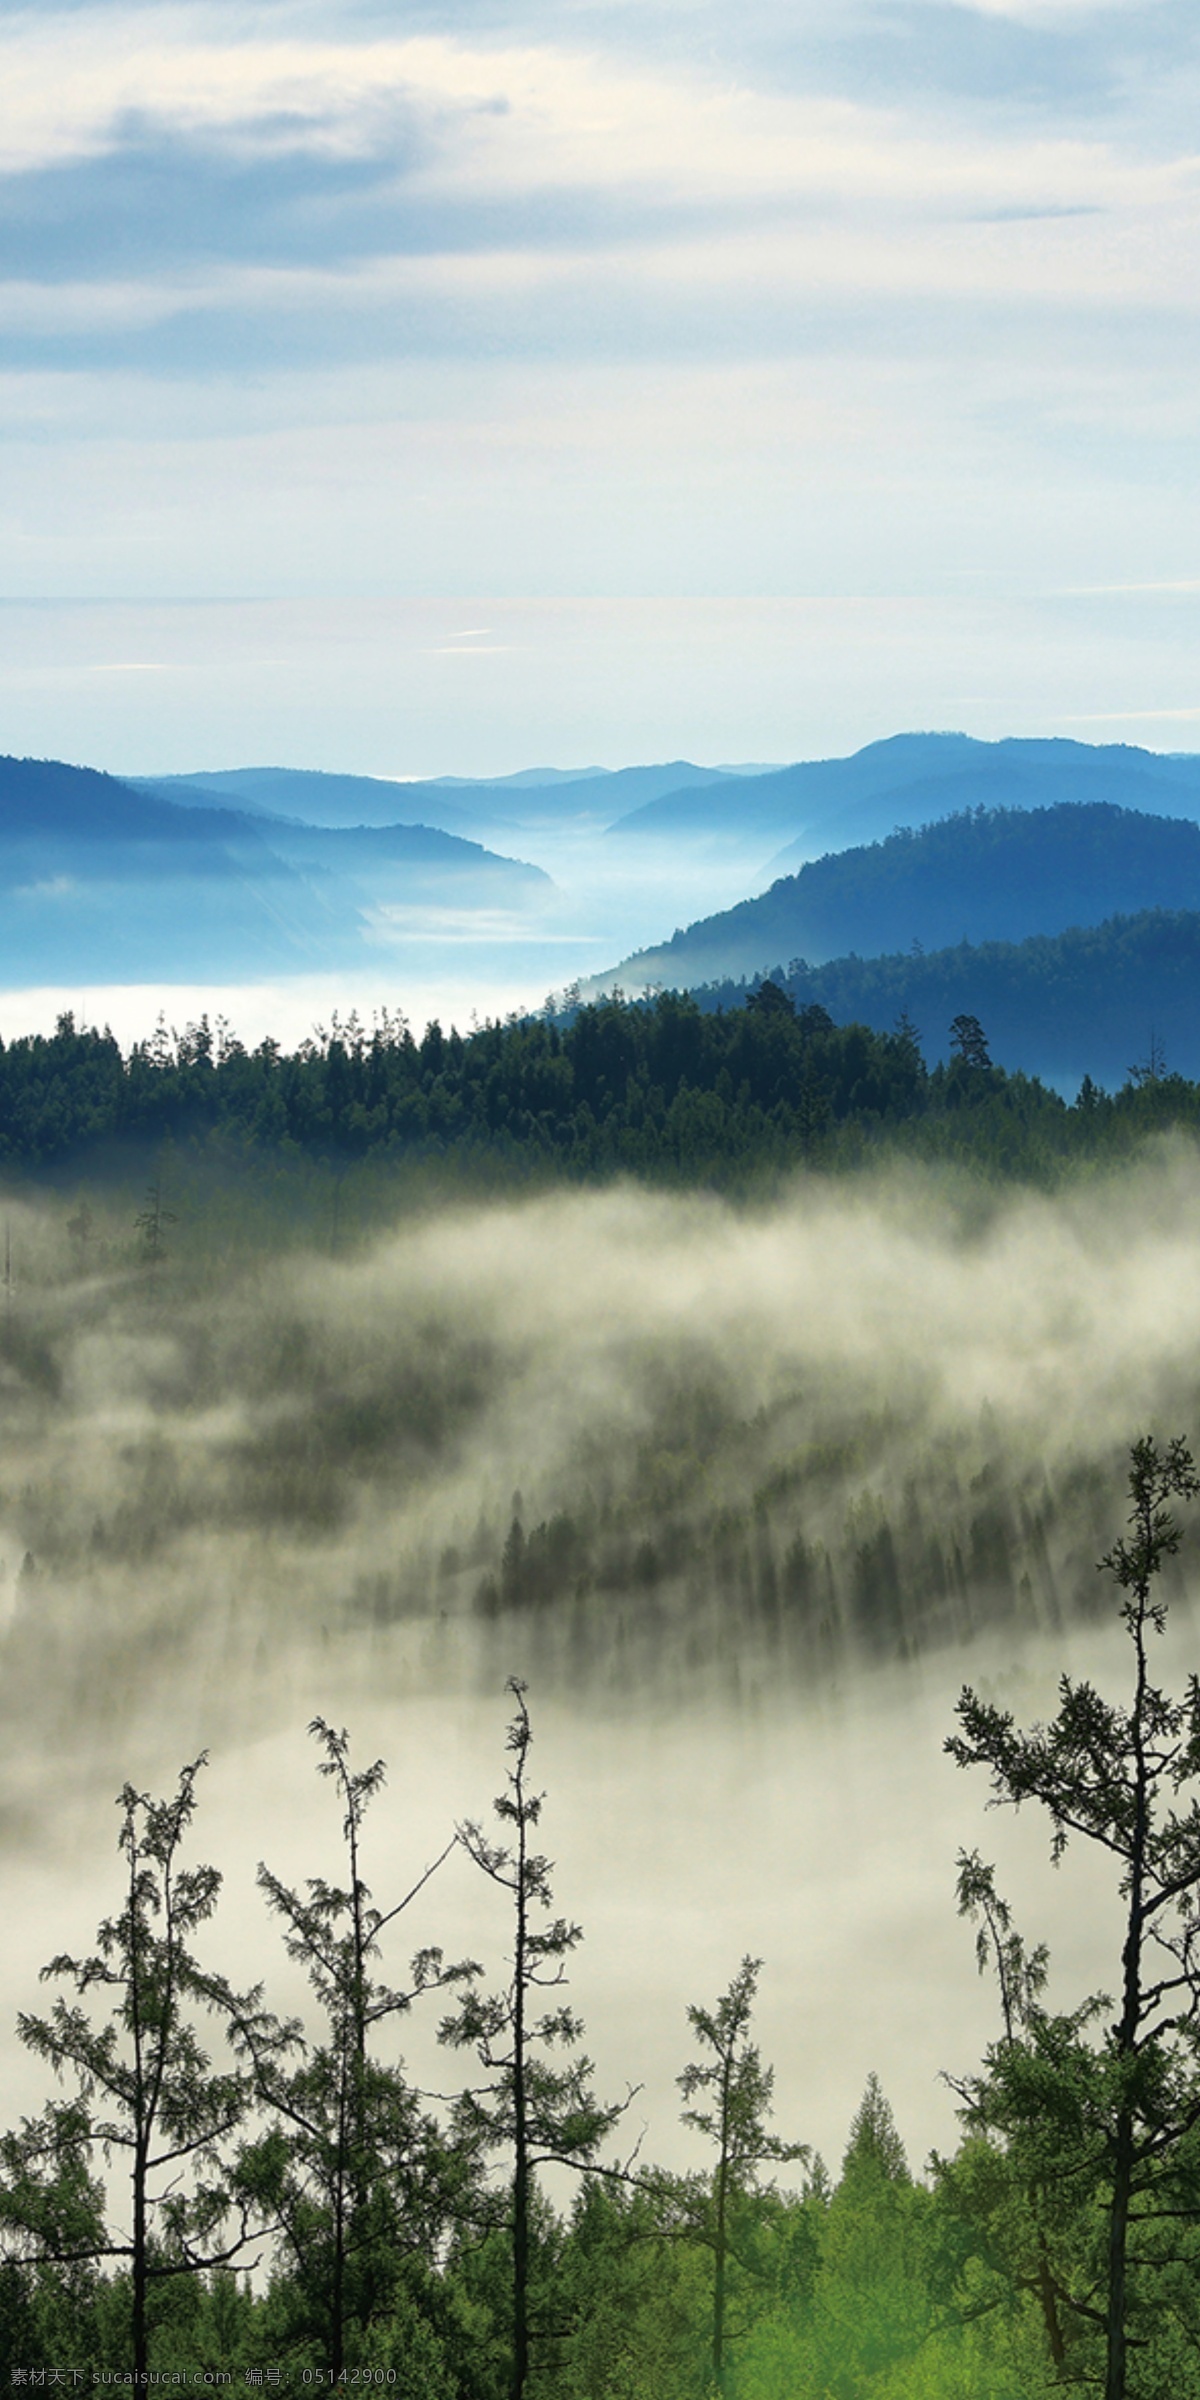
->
0, 755, 550, 981
137, 769, 490, 836
600, 802, 1200, 989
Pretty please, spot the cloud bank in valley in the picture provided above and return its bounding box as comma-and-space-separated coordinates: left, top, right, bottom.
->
3, 1143, 1199, 1787
0, 1144, 1194, 2166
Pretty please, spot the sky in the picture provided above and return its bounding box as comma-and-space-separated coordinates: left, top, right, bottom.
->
0, 0, 1198, 775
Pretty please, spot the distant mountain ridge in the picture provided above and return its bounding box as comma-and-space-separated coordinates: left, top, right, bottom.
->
139, 760, 736, 834
605, 733, 1200, 865
9, 735, 1200, 1024
598, 801, 1200, 990
0, 754, 549, 980
133, 736, 1200, 868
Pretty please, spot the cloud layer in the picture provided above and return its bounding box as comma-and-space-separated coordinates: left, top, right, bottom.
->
2, 0, 1198, 669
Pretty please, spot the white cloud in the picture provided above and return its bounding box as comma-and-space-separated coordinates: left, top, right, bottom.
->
0, 0, 1194, 728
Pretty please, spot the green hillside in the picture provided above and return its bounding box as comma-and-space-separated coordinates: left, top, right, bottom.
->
604, 802, 1200, 987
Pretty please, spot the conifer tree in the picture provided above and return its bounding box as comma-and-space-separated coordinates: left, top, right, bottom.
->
0, 1760, 265, 2386
246, 1720, 472, 2374
439, 1679, 621, 2400
949, 1433, 1200, 2400
677, 1955, 806, 2393
947, 1853, 1073, 2371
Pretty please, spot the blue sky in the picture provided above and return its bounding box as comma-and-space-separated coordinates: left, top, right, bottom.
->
1, 0, 1198, 771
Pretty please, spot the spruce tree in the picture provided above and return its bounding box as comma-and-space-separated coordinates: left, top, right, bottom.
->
677, 1955, 806, 2392
949, 1433, 1200, 2400
246, 1719, 472, 2373
439, 1679, 621, 2400
0, 1760, 265, 2384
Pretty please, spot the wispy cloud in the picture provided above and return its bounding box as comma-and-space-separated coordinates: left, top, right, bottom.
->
0, 0, 1197, 685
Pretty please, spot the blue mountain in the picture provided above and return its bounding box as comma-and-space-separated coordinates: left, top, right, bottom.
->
0, 755, 549, 980
140, 759, 733, 833
606, 734, 1200, 862
599, 801, 1200, 991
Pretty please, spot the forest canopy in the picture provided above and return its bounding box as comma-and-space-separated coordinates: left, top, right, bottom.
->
0, 984, 1195, 1192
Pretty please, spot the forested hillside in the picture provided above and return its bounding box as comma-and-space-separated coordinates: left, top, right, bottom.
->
688, 906, 1200, 1085
606, 803, 1200, 987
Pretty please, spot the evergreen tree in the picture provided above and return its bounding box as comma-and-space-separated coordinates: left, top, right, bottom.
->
840, 2072, 910, 2189
949, 1013, 992, 1069
0, 1760, 265, 2384
677, 1955, 806, 2392
246, 1719, 472, 2373
439, 1679, 622, 2400
939, 1855, 1088, 2376
948, 1434, 1200, 2400
806, 2078, 934, 2397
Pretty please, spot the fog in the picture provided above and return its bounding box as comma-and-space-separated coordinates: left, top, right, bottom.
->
0, 752, 796, 1066
0, 1148, 1197, 2177
0, 817, 783, 1053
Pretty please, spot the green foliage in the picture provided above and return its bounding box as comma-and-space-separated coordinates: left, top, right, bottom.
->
948, 1436, 1200, 2398
441, 1682, 624, 2400
676, 1957, 806, 2390
246, 1721, 473, 2373
6, 982, 1200, 1212
7, 1447, 1200, 2391
0, 1761, 267, 2380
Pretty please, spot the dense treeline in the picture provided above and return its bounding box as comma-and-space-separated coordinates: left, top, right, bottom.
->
683, 907, 1200, 1088
5, 1435, 1200, 2399
0, 990, 922, 1174
1, 983, 1198, 1191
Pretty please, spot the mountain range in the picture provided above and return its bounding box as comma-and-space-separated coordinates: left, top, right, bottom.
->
140, 736, 1200, 864
602, 734, 1200, 863
0, 755, 549, 980
138, 760, 740, 837
3, 735, 1200, 1091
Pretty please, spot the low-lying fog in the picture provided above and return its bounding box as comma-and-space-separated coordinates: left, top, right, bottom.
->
0, 823, 782, 1051
0, 1148, 1197, 2179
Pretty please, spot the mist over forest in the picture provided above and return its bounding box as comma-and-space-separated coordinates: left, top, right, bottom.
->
8, 0, 1200, 2356
0, 1122, 1197, 2386
4, 1148, 1199, 1768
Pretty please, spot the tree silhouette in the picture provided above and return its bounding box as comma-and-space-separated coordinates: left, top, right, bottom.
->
247, 1720, 471, 2373
949, 1013, 992, 1069
949, 1433, 1200, 2400
439, 1679, 622, 2400
0, 1761, 266, 2385
134, 1180, 176, 1277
